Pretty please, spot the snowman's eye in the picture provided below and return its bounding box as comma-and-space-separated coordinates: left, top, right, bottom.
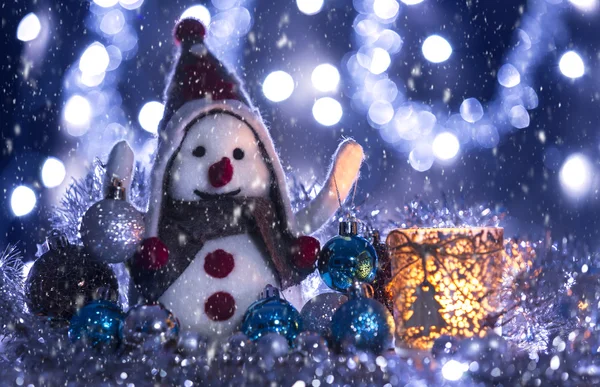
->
233, 148, 245, 160
192, 146, 206, 157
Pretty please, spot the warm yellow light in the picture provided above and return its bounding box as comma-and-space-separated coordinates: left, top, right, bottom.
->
578, 300, 589, 311
386, 227, 504, 349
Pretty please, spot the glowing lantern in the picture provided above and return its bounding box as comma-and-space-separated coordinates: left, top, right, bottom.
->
386, 227, 504, 349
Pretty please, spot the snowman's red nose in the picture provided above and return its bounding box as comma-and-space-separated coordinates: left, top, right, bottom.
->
208, 157, 234, 188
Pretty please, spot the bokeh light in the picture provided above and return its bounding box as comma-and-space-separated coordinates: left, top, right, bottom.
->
17, 13, 41, 42
181, 5, 212, 26
11, 186, 36, 217
521, 86, 539, 109
297, 0, 324, 15
432, 132, 460, 160
409, 142, 435, 172
373, 0, 400, 20
100, 9, 125, 35
497, 64, 521, 88
375, 29, 403, 54
79, 42, 110, 76
119, 0, 144, 11
263, 71, 295, 102
442, 360, 467, 381
422, 35, 452, 63
313, 97, 343, 126
63, 95, 92, 136
93, 0, 119, 7
559, 51, 585, 79
401, 0, 424, 4
138, 101, 165, 134
459, 98, 484, 123
568, 0, 598, 11
474, 122, 499, 148
368, 100, 394, 125
369, 48, 391, 74
41, 157, 67, 188
311, 64, 340, 92
213, 0, 238, 10
559, 153, 593, 198
509, 105, 530, 129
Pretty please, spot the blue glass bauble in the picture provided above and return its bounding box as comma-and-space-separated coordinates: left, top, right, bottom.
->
318, 227, 378, 292
68, 300, 124, 350
241, 285, 303, 344
330, 285, 394, 353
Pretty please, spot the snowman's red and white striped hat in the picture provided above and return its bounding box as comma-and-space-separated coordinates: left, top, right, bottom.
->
145, 18, 295, 239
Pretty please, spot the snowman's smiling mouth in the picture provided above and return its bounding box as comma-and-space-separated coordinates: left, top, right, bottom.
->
194, 188, 241, 200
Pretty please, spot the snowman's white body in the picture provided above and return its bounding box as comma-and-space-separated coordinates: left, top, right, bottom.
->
159, 233, 278, 337
160, 113, 281, 337
124, 102, 363, 337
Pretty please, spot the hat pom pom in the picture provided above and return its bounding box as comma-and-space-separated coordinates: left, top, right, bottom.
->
174, 18, 206, 45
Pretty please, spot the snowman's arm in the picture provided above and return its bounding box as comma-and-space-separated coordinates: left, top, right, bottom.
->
294, 139, 364, 234
104, 140, 135, 196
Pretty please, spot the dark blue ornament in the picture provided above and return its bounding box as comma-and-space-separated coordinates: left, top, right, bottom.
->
330, 283, 394, 353
68, 299, 124, 350
318, 220, 378, 292
241, 285, 303, 344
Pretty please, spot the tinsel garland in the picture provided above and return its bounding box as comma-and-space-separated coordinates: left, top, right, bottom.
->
1, 166, 599, 385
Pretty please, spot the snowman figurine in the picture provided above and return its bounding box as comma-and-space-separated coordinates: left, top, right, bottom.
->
118, 18, 364, 339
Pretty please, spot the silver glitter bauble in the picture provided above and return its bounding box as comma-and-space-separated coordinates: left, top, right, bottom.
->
222, 332, 255, 365
300, 292, 348, 337
122, 303, 180, 350
256, 332, 289, 370
80, 190, 144, 264
294, 331, 329, 362
177, 331, 210, 362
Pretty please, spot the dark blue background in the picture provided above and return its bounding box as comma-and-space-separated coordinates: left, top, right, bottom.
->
2, 0, 600, 258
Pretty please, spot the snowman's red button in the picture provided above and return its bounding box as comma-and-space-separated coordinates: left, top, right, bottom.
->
204, 249, 235, 278
205, 291, 236, 321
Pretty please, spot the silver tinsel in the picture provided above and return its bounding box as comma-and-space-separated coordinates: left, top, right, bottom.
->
2, 166, 599, 385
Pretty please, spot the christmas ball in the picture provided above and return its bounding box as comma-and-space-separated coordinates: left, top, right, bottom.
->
177, 331, 209, 359
294, 331, 329, 362
68, 299, 124, 350
241, 285, 303, 344
122, 303, 180, 350
568, 330, 600, 378
456, 333, 509, 382
80, 195, 145, 264
221, 332, 255, 365
318, 220, 378, 292
330, 283, 394, 353
256, 332, 290, 370
300, 292, 348, 337
25, 241, 119, 320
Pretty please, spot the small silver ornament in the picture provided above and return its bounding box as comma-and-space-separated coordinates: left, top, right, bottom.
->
294, 331, 329, 362
222, 332, 255, 365
122, 303, 180, 350
80, 178, 144, 264
300, 292, 348, 337
256, 332, 289, 370
177, 331, 209, 359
